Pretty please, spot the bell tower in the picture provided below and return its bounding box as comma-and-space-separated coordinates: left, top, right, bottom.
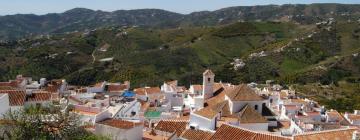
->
202, 69, 214, 99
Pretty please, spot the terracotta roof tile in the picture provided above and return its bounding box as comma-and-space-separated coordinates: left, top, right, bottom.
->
134, 88, 146, 95
180, 129, 213, 140
192, 85, 203, 91
210, 101, 231, 117
209, 124, 290, 140
327, 110, 342, 119
45, 84, 60, 93
134, 87, 161, 95
234, 104, 267, 123
226, 84, 264, 101
145, 87, 161, 95
348, 114, 360, 121
154, 120, 188, 136
0, 90, 26, 106
0, 81, 18, 88
293, 127, 358, 140
26, 91, 52, 102
194, 107, 218, 119
107, 84, 127, 92
97, 119, 142, 129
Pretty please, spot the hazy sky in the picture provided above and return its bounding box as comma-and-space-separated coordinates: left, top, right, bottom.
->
0, 0, 359, 15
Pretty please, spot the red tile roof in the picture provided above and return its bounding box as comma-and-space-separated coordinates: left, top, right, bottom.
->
209, 124, 290, 140
145, 87, 161, 94
192, 85, 203, 91
226, 84, 264, 101
107, 84, 127, 93
234, 104, 267, 123
97, 119, 142, 129
180, 129, 213, 140
0, 90, 25, 106
45, 84, 60, 93
293, 127, 358, 140
154, 120, 188, 136
348, 114, 360, 121
0, 81, 18, 88
26, 91, 52, 102
134, 87, 161, 95
134, 88, 146, 95
194, 107, 218, 119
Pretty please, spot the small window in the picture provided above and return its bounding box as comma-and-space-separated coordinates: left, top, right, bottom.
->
255, 105, 258, 110
190, 126, 195, 130
208, 78, 211, 82
270, 99, 273, 103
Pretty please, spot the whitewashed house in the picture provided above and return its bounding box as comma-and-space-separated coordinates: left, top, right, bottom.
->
161, 80, 184, 107
0, 90, 25, 111
95, 119, 143, 140
134, 87, 163, 105
189, 107, 219, 131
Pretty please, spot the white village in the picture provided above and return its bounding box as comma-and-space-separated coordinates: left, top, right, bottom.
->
0, 69, 359, 140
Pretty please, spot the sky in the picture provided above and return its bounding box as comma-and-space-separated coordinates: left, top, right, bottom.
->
0, 0, 359, 15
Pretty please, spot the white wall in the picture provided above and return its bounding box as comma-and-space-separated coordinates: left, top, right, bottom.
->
0, 94, 10, 118
189, 113, 216, 130
194, 97, 204, 110
238, 123, 268, 131
290, 120, 303, 134
228, 98, 267, 114
202, 74, 214, 100
95, 123, 143, 140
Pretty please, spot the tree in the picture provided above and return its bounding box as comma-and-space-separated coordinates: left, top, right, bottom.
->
0, 106, 108, 140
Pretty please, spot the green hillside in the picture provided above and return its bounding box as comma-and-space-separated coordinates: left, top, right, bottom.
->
0, 17, 359, 111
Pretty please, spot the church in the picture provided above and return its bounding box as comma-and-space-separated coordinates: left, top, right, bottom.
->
188, 69, 272, 131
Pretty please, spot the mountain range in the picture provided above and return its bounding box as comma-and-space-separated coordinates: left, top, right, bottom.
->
1, 3, 360, 40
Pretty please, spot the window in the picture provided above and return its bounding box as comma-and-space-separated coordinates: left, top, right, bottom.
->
270, 99, 273, 103
208, 78, 211, 82
255, 105, 258, 110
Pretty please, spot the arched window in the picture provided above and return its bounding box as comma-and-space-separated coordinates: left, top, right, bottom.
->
270, 99, 273, 103
254, 105, 258, 110
208, 78, 211, 82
